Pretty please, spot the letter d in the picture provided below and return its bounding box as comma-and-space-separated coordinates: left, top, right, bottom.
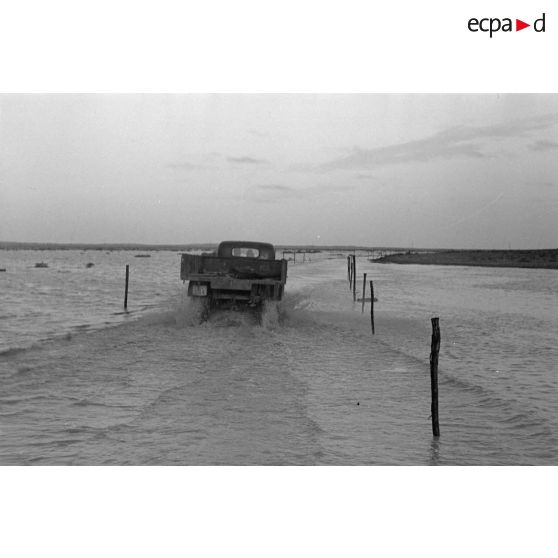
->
534, 13, 545, 32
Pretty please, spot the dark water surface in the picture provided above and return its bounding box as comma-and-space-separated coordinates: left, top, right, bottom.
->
1, 250, 557, 464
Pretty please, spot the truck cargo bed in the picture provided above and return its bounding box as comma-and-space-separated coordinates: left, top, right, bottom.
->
180, 241, 288, 308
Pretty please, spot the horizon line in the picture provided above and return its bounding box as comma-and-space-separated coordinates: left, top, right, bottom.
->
1, 241, 556, 252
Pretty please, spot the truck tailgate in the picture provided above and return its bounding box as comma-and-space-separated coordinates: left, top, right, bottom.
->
181, 254, 287, 282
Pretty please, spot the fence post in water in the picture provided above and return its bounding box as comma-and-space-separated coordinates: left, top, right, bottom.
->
352, 256, 357, 302
347, 256, 351, 286
430, 317, 441, 437
361, 273, 367, 313
124, 264, 129, 310
369, 280, 375, 334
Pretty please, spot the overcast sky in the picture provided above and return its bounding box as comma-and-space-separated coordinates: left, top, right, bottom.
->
1, 94, 557, 248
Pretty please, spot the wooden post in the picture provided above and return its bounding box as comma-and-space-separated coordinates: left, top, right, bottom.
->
124, 264, 129, 310
352, 255, 356, 302
430, 317, 441, 437
369, 280, 375, 334
361, 273, 367, 313
347, 256, 351, 286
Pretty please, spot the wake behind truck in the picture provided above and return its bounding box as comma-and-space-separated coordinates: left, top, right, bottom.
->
180, 241, 288, 317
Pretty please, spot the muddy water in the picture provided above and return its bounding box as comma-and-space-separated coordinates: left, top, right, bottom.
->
1, 251, 557, 464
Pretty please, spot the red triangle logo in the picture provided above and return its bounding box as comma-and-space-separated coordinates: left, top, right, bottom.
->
516, 19, 530, 31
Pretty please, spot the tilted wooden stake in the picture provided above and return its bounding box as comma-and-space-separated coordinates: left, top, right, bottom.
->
429, 317, 441, 437
124, 264, 129, 310
361, 273, 367, 313
352, 255, 356, 302
369, 280, 375, 335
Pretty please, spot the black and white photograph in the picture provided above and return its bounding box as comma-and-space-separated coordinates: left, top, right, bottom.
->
1, 93, 557, 466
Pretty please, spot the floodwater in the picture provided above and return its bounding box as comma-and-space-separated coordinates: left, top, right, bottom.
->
1, 249, 557, 465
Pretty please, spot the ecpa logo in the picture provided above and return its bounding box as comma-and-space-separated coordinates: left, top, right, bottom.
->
468, 13, 546, 37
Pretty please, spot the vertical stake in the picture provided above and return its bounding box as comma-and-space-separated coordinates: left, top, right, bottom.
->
370, 280, 375, 335
124, 264, 129, 310
430, 317, 441, 437
361, 273, 367, 313
352, 255, 356, 302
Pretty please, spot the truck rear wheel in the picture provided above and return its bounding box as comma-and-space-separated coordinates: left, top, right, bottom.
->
260, 300, 282, 327
189, 296, 212, 324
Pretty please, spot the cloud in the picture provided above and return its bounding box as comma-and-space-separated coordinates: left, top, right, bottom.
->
251, 182, 357, 204
318, 139, 486, 171
529, 139, 558, 152
252, 184, 300, 203
168, 152, 223, 170
169, 153, 271, 170
227, 156, 269, 165
315, 113, 558, 171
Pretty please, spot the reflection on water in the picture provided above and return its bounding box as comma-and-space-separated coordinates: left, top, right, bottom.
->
429, 438, 441, 466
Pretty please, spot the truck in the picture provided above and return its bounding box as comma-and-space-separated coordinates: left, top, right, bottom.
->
180, 241, 288, 319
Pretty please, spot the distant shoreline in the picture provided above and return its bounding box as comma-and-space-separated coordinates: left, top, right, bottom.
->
375, 249, 558, 270
2, 242, 557, 269
0, 241, 217, 252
